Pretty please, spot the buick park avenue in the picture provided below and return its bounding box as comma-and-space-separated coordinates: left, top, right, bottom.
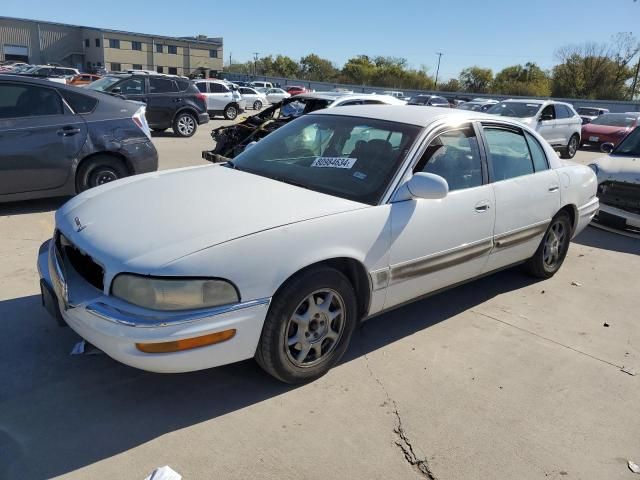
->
38, 106, 598, 383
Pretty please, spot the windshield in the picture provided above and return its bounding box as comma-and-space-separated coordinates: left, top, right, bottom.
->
613, 127, 640, 156
231, 114, 420, 205
85, 76, 121, 92
577, 107, 600, 116
487, 101, 541, 118
590, 113, 637, 128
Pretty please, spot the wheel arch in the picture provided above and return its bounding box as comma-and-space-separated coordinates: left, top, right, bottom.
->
75, 151, 131, 192
558, 203, 578, 235
173, 106, 199, 122
272, 257, 372, 320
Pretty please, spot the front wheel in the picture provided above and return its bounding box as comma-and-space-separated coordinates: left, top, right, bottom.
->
255, 267, 358, 384
561, 134, 579, 159
253, 100, 263, 110
172, 112, 197, 137
523, 211, 572, 278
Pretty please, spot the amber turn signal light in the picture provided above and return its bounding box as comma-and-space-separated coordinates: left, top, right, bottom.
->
136, 329, 236, 353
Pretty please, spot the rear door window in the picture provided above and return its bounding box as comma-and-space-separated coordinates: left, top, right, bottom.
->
0, 83, 64, 118
483, 127, 535, 181
149, 78, 178, 93
195, 82, 208, 93
524, 132, 548, 171
555, 105, 571, 119
210, 83, 228, 93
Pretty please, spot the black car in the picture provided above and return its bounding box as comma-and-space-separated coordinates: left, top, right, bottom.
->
86, 73, 209, 137
0, 75, 158, 203
407, 95, 450, 107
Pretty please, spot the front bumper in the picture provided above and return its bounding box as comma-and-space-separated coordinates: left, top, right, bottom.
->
597, 203, 640, 230
37, 239, 270, 373
197, 112, 210, 125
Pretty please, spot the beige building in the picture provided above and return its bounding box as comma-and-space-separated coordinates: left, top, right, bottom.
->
0, 16, 223, 77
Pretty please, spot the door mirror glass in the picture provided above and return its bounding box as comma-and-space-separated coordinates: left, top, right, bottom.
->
110, 87, 121, 94
406, 172, 449, 200
539, 113, 553, 122
600, 142, 614, 154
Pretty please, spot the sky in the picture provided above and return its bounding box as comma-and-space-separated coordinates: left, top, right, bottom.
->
3, 0, 639, 80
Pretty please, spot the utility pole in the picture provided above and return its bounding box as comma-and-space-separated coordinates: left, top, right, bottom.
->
253, 52, 259, 77
229, 52, 232, 68
631, 56, 640, 100
434, 52, 443, 90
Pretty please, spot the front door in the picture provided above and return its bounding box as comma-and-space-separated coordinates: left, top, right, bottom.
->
480, 124, 561, 272
147, 77, 180, 127
0, 82, 87, 195
535, 104, 559, 146
384, 123, 496, 308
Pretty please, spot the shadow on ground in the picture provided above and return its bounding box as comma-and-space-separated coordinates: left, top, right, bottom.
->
0, 197, 70, 216
0, 268, 535, 479
574, 225, 640, 256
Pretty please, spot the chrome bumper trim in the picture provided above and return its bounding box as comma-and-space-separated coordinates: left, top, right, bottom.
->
85, 297, 272, 328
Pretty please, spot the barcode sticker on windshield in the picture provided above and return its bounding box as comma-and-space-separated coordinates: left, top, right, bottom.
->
311, 157, 357, 169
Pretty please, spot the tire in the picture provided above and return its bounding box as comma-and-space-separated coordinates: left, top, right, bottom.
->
561, 134, 579, 159
224, 104, 239, 120
253, 100, 263, 110
172, 112, 197, 137
523, 211, 572, 279
255, 266, 358, 384
76, 155, 128, 192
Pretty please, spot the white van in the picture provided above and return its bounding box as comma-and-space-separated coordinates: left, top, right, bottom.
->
250, 81, 273, 89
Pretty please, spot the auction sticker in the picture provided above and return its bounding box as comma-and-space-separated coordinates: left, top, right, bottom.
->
311, 157, 357, 169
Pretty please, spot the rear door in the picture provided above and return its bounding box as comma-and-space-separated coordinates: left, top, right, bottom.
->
0, 82, 87, 195
147, 77, 179, 127
554, 104, 574, 145
208, 82, 232, 111
480, 123, 560, 272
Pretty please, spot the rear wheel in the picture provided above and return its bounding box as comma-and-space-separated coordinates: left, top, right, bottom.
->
253, 100, 263, 110
76, 155, 128, 192
255, 266, 357, 384
172, 112, 197, 137
561, 134, 579, 159
224, 104, 238, 120
523, 211, 572, 278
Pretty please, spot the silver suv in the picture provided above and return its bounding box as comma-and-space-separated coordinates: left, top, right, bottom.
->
486, 99, 582, 159
193, 79, 246, 120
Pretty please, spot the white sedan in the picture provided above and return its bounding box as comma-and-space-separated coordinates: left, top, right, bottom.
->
38, 106, 598, 383
265, 88, 290, 103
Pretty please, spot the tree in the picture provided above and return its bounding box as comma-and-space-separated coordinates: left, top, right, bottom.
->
341, 55, 376, 84
299, 54, 338, 81
271, 55, 299, 78
551, 33, 640, 99
492, 62, 551, 96
438, 78, 461, 92
459, 66, 493, 93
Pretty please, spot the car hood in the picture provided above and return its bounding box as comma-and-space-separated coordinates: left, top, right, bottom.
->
592, 154, 640, 184
56, 165, 367, 270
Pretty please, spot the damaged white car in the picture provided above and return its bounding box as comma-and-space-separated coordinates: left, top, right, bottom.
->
589, 126, 640, 232
38, 106, 598, 383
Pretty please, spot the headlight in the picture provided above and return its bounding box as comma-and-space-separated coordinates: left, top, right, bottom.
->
111, 274, 239, 311
588, 163, 599, 175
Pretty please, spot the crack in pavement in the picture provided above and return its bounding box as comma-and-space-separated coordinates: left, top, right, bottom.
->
362, 350, 438, 480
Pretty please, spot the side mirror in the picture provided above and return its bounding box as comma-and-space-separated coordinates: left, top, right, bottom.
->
405, 172, 449, 200
600, 142, 614, 154
539, 114, 553, 122
110, 87, 122, 94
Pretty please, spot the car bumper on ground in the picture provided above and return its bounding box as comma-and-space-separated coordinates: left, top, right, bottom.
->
37, 239, 270, 373
597, 203, 640, 230
197, 112, 210, 125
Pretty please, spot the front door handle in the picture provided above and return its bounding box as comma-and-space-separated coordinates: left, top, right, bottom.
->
548, 185, 559, 192
57, 126, 81, 136
475, 201, 491, 212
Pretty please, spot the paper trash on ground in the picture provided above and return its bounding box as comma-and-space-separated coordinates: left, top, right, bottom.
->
144, 465, 182, 480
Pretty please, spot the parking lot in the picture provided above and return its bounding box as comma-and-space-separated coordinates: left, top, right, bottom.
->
1, 119, 639, 480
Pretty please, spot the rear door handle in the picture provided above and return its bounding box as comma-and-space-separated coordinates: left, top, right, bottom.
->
57, 126, 81, 136
475, 201, 491, 212
173, 98, 183, 102
548, 185, 559, 192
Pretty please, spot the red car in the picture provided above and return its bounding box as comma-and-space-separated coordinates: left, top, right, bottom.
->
285, 85, 308, 96
581, 113, 640, 149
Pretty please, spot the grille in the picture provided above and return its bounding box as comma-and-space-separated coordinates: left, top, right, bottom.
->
56, 232, 104, 291
598, 181, 640, 214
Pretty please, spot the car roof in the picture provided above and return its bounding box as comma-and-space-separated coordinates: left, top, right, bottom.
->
311, 104, 496, 127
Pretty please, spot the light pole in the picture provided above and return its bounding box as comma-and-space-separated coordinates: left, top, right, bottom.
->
253, 52, 259, 77
434, 52, 443, 90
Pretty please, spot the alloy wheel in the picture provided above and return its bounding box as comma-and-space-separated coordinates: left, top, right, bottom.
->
285, 289, 346, 368
177, 115, 195, 136
89, 168, 118, 187
568, 136, 578, 157
543, 220, 567, 268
